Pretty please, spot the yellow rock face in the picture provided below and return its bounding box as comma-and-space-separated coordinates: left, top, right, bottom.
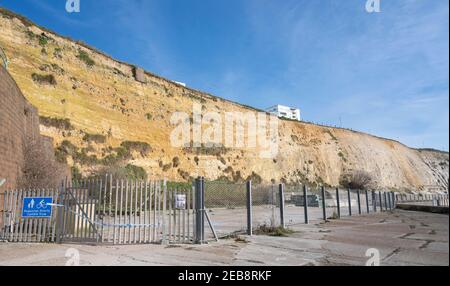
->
0, 8, 448, 191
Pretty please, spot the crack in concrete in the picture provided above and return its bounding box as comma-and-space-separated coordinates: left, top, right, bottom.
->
399, 232, 415, 239
383, 247, 401, 261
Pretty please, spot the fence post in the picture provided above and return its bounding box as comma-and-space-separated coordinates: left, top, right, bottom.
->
357, 190, 362, 215
379, 192, 383, 212
347, 189, 352, 216
161, 179, 168, 245
385, 192, 389, 211
303, 185, 309, 224
246, 181, 253, 236
386, 192, 390, 210
389, 192, 392, 210
336, 188, 341, 218
278, 183, 285, 229
365, 190, 370, 213
201, 177, 205, 242
321, 186, 327, 221
372, 191, 377, 212
194, 177, 204, 244
56, 180, 65, 244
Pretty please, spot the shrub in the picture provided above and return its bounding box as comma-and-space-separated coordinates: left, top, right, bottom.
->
96, 164, 147, 180
82, 132, 107, 144
53, 47, 63, 59
254, 225, 295, 237
162, 163, 172, 172
77, 50, 95, 67
120, 141, 152, 156
38, 34, 49, 46
172, 157, 180, 168
73, 149, 100, 165
339, 170, 375, 190
71, 166, 82, 180
31, 73, 57, 85
246, 172, 262, 184
124, 164, 147, 180
39, 116, 73, 130
19, 140, 67, 188
183, 143, 229, 156
177, 169, 191, 181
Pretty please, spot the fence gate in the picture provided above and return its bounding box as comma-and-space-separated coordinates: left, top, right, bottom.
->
55, 177, 197, 245
1, 176, 199, 245
57, 180, 102, 243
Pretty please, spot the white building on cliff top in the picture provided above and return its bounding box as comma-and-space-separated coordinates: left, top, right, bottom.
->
266, 105, 301, 121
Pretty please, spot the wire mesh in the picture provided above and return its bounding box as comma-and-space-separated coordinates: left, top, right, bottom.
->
204, 181, 247, 238
324, 187, 339, 219
307, 186, 324, 222
283, 185, 305, 226
252, 184, 280, 229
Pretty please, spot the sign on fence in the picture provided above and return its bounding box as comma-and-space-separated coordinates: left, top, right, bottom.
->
21, 197, 53, 218
175, 194, 186, 209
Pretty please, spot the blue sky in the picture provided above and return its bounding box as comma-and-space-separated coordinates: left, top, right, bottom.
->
2, 0, 449, 151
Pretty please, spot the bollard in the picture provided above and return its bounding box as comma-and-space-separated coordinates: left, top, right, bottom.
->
347, 189, 352, 216
357, 190, 362, 215
321, 186, 327, 221
303, 185, 309, 224
246, 181, 253, 236
336, 188, 341, 218
279, 183, 285, 229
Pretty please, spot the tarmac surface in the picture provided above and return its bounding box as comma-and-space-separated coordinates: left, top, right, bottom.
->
0, 210, 448, 266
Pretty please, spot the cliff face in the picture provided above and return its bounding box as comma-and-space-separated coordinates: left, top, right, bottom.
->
0, 8, 448, 192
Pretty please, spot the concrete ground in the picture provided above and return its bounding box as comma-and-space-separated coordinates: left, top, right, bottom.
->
0, 210, 447, 266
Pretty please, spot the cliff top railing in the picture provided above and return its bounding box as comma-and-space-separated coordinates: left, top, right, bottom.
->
0, 46, 8, 69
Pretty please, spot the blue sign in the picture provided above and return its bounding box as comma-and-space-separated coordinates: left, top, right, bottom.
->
22, 197, 53, 218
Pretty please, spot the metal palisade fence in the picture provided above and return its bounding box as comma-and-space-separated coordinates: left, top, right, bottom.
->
0, 175, 200, 245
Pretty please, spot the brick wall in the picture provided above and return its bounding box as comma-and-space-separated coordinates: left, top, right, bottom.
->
0, 65, 28, 193
0, 65, 68, 223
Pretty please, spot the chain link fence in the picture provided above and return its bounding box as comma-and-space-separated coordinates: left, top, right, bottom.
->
200, 179, 404, 239
204, 181, 247, 238
252, 184, 280, 229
